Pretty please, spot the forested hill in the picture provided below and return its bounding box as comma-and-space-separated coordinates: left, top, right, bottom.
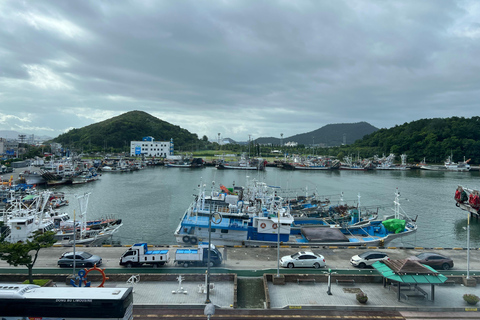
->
256, 122, 378, 146
53, 110, 202, 152
353, 117, 480, 163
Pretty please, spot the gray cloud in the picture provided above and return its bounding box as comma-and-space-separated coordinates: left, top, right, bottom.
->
1, 0, 479, 141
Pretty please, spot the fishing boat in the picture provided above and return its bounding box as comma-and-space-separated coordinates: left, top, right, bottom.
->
19, 171, 46, 185
216, 154, 266, 170
293, 157, 340, 170
339, 156, 374, 171
173, 181, 417, 247
444, 156, 471, 172
419, 157, 446, 171
52, 193, 123, 246
0, 190, 122, 246
1, 191, 56, 243
71, 169, 100, 184
422, 155, 470, 172
165, 157, 204, 168
290, 193, 380, 229
279, 155, 341, 171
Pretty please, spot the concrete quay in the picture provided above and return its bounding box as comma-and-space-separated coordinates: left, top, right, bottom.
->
1, 246, 480, 315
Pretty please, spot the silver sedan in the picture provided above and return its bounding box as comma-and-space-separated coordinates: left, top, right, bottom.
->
279, 251, 326, 269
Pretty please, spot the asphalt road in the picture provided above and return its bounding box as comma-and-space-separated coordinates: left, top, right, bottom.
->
1, 245, 478, 272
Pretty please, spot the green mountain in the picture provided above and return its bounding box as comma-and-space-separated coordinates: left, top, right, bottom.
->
353, 117, 480, 163
255, 122, 378, 146
52, 110, 201, 152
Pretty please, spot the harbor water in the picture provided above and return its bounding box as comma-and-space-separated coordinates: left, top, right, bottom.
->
54, 166, 480, 248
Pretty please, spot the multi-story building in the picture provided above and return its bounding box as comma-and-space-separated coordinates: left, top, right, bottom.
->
0, 139, 18, 158
130, 137, 173, 157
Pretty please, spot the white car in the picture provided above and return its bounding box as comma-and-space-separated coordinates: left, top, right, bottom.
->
350, 251, 389, 268
279, 251, 326, 269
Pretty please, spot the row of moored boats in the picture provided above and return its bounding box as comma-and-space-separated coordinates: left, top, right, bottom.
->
0, 189, 122, 246
164, 153, 474, 171
174, 180, 418, 247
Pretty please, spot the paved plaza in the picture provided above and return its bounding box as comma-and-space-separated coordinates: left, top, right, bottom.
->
51, 278, 480, 312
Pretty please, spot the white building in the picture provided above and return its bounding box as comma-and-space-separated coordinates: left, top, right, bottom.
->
130, 136, 173, 157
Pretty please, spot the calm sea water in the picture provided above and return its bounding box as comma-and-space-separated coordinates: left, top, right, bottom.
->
56, 166, 480, 248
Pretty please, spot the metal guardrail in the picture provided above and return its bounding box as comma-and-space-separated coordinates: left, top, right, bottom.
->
1, 267, 478, 277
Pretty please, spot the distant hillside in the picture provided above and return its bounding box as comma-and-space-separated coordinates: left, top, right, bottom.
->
255, 122, 378, 146
353, 117, 480, 163
52, 110, 201, 151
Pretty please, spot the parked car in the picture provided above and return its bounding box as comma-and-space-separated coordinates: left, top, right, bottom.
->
409, 252, 454, 270
58, 251, 102, 268
279, 251, 326, 269
350, 251, 389, 268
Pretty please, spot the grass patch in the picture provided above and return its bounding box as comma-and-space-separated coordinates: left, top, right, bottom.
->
22, 279, 51, 287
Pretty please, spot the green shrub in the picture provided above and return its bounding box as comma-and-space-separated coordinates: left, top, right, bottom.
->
356, 292, 368, 303
463, 294, 479, 305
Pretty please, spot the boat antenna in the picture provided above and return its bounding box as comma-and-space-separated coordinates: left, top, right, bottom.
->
394, 189, 400, 220
357, 193, 361, 221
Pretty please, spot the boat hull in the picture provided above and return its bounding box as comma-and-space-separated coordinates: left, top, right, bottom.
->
174, 227, 416, 247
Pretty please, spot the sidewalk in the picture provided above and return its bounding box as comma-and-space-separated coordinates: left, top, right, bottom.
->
267, 281, 479, 311
54, 279, 480, 312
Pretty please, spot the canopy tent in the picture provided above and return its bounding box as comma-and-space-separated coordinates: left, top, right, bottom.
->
372, 259, 448, 301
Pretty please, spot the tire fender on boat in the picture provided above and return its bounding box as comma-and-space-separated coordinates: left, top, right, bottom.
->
190, 237, 198, 245
182, 235, 190, 243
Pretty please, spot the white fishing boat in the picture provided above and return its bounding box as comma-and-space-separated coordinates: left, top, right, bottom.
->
216, 154, 266, 170
53, 193, 123, 246
444, 156, 471, 172
1, 191, 56, 243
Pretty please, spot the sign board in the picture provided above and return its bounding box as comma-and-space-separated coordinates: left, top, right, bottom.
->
135, 145, 141, 155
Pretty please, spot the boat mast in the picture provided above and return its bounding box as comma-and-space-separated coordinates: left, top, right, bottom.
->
75, 192, 91, 240
357, 193, 361, 222
394, 189, 400, 220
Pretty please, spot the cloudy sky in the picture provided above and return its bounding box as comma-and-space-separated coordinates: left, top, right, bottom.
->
1, 1, 480, 141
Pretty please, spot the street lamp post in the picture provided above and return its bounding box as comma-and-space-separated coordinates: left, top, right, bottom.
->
462, 213, 471, 280
72, 209, 76, 277
276, 193, 280, 277
205, 182, 215, 304
205, 203, 212, 304
467, 213, 471, 280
